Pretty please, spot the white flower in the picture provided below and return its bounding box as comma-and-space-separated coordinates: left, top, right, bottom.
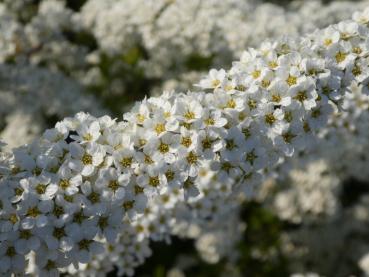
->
68, 142, 105, 176
113, 147, 138, 173
143, 114, 177, 138
173, 98, 203, 124
19, 195, 52, 229
289, 77, 318, 110
317, 26, 340, 48
258, 103, 288, 137
200, 108, 227, 129
72, 120, 101, 143
80, 181, 108, 216
28, 175, 58, 201
197, 69, 226, 89
137, 162, 167, 196
219, 127, 245, 162
344, 59, 369, 83
264, 81, 292, 107
70, 236, 104, 264
14, 228, 40, 255
318, 72, 341, 101
307, 103, 334, 131
96, 167, 128, 201
177, 147, 202, 178
327, 42, 356, 69
159, 162, 188, 188
274, 123, 305, 156
44, 225, 74, 252
94, 209, 123, 243
0, 240, 26, 274
56, 165, 83, 196
242, 140, 268, 171
337, 20, 359, 40
124, 99, 151, 125
197, 129, 224, 159
143, 133, 177, 164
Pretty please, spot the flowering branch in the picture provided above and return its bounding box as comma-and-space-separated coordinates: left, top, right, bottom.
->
1, 9, 369, 276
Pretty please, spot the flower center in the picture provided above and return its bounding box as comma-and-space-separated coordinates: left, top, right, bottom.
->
53, 205, 64, 217
88, 192, 100, 203
6, 246, 16, 257
227, 99, 236, 109
158, 142, 169, 153
271, 94, 281, 103
19, 230, 32, 240
165, 170, 175, 181
181, 136, 192, 148
149, 176, 160, 187
186, 151, 198, 164
120, 156, 133, 168
35, 183, 47, 194
324, 38, 332, 46
294, 91, 308, 102
26, 207, 41, 218
53, 227, 66, 239
202, 137, 213, 149
122, 200, 134, 210
335, 51, 347, 63
265, 113, 276, 125
59, 179, 70, 189
136, 114, 145, 123
82, 153, 93, 165
226, 139, 236, 150
154, 123, 166, 135
83, 133, 93, 141
98, 216, 109, 230
246, 150, 258, 165
211, 79, 220, 87
78, 239, 92, 250
286, 75, 297, 86
184, 111, 195, 120
108, 180, 120, 192
282, 132, 296, 143
252, 70, 261, 79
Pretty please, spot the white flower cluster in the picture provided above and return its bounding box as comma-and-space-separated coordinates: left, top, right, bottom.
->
258, 79, 369, 274
315, 81, 369, 181
0, 64, 106, 150
0, 0, 86, 68
1, 0, 369, 151
1, 8, 369, 275
81, 0, 369, 93
0, 0, 104, 149
277, 194, 369, 276
258, 86, 369, 275
271, 159, 341, 224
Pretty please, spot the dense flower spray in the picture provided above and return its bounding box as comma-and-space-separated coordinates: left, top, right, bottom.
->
1, 7, 369, 277
1, 0, 369, 150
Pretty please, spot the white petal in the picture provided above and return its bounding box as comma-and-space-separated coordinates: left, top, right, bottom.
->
115, 188, 125, 200
12, 255, 25, 271
14, 240, 28, 255
68, 160, 83, 172
0, 256, 10, 272
77, 250, 90, 264
36, 215, 48, 228
60, 237, 74, 252
21, 218, 35, 230
81, 165, 94, 176
45, 236, 59, 250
